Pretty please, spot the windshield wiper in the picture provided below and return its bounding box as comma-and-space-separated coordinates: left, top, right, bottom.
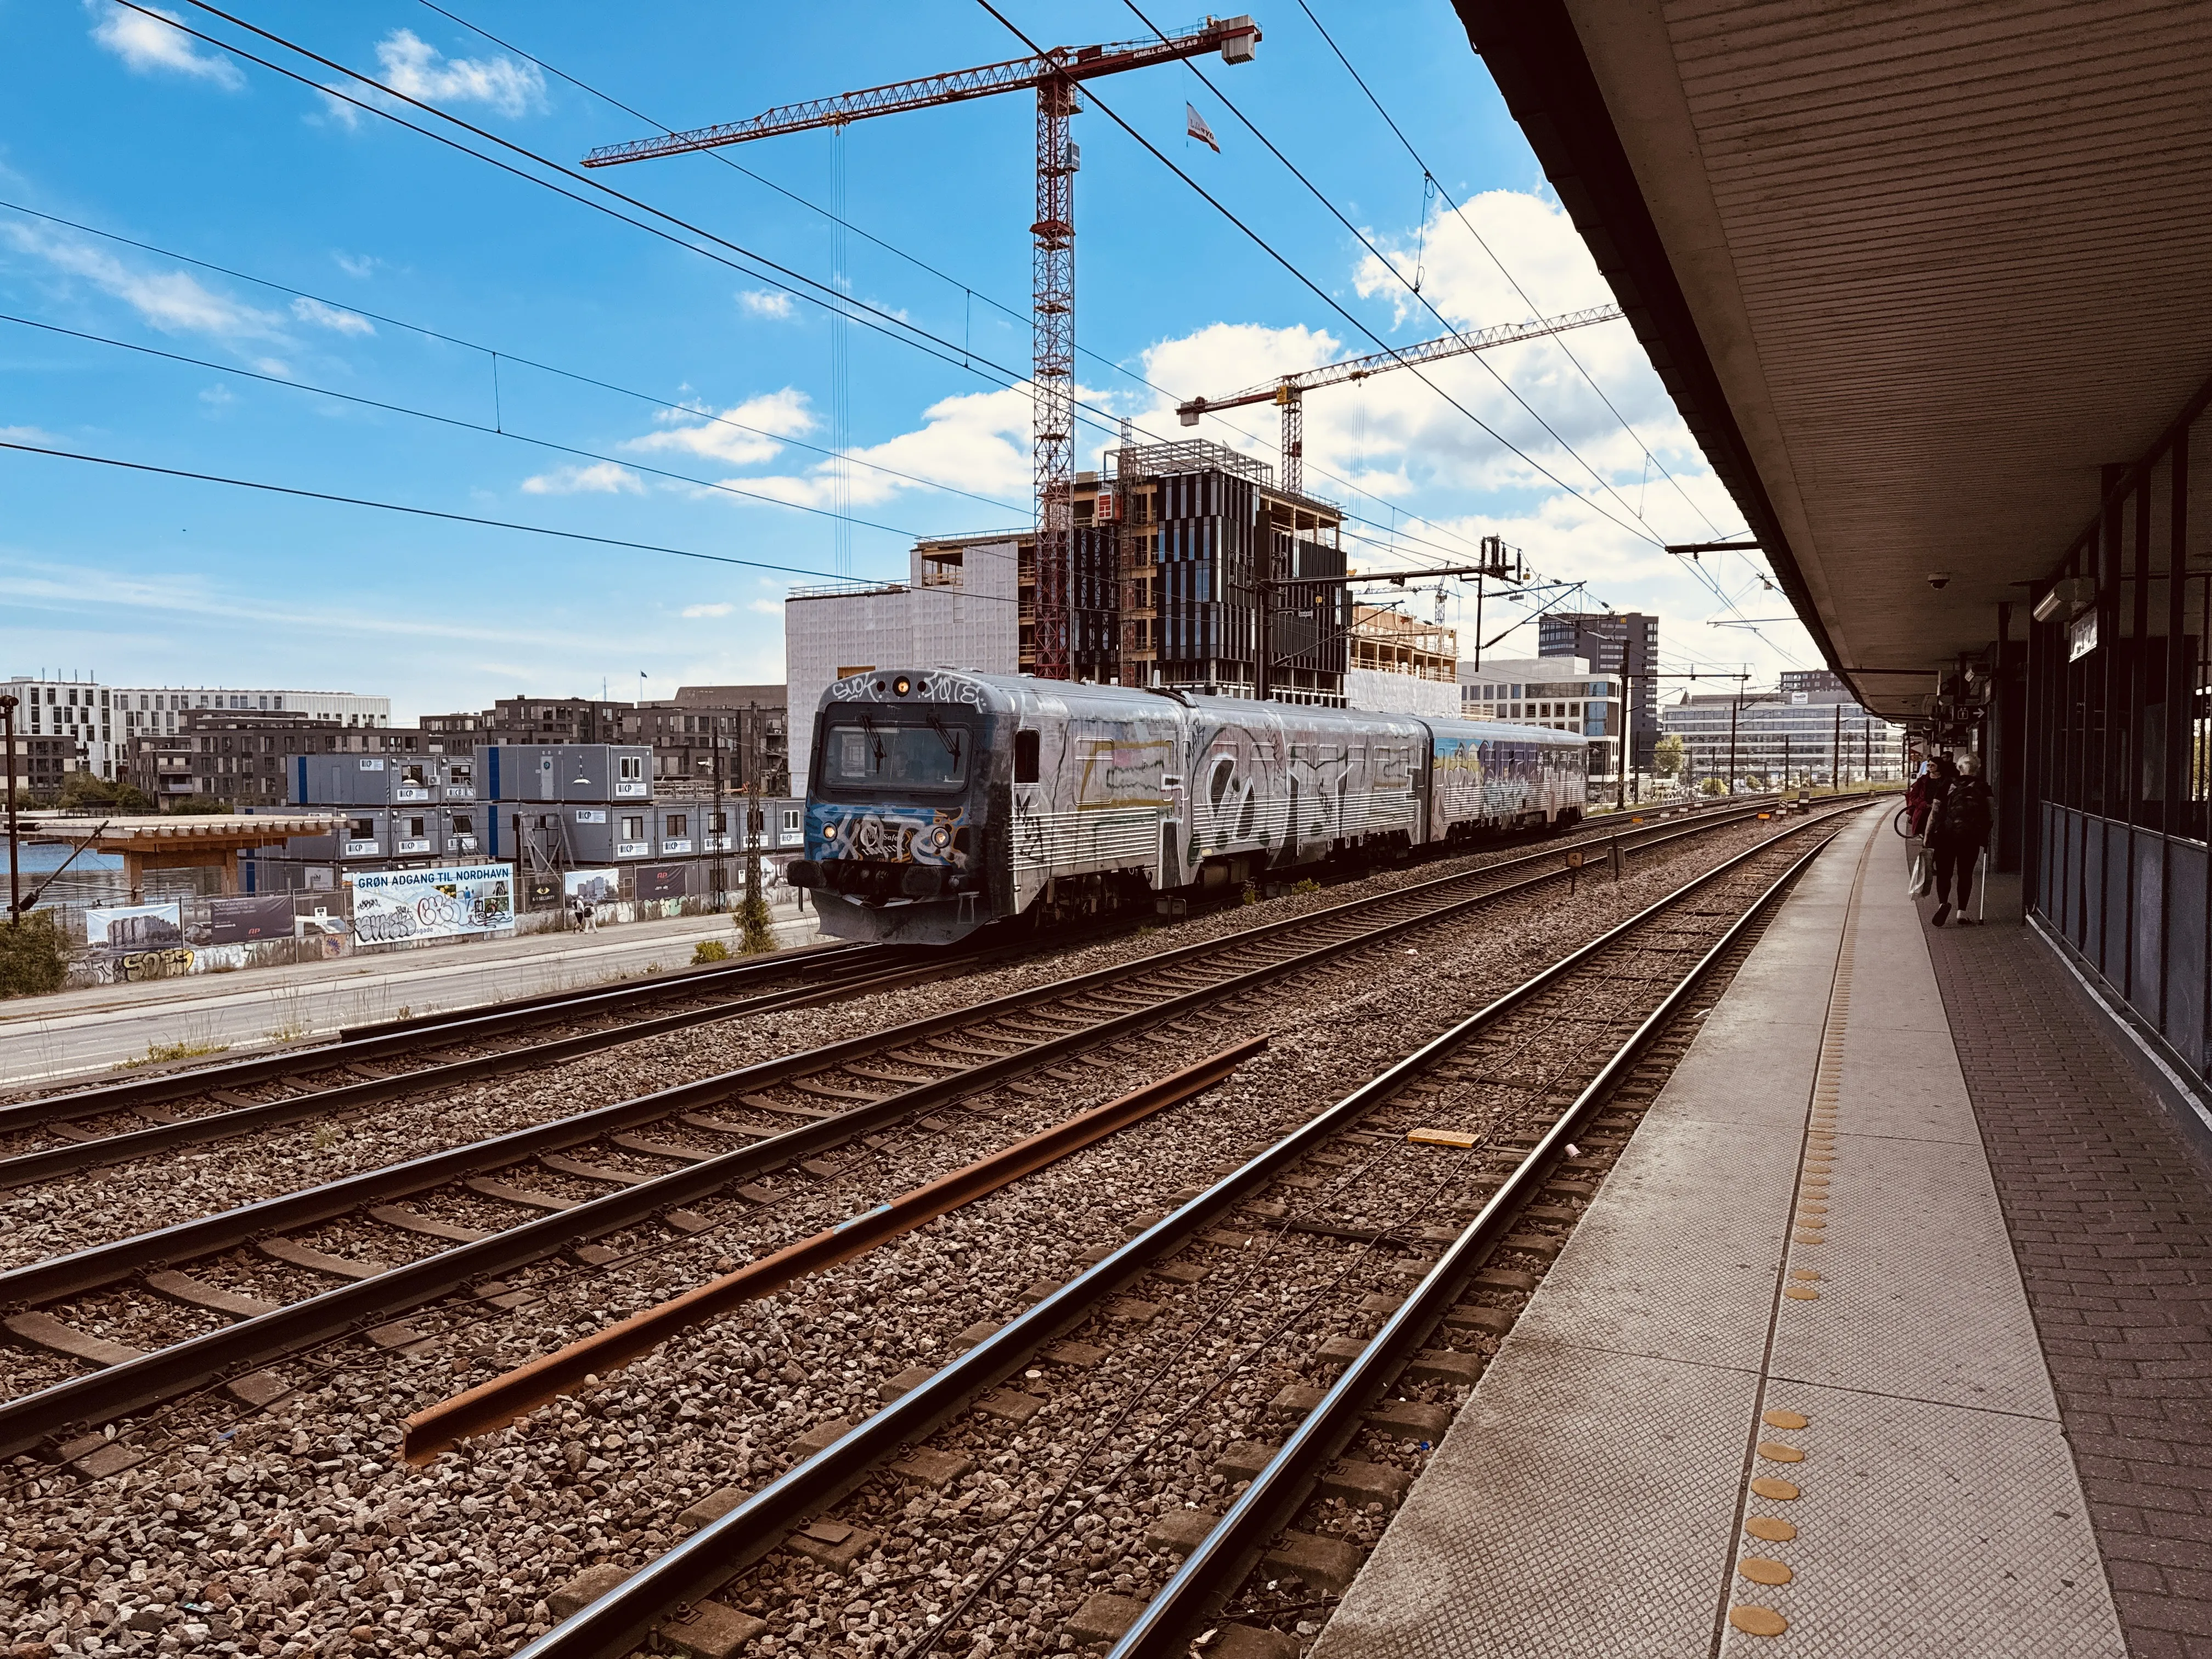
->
923, 710, 963, 765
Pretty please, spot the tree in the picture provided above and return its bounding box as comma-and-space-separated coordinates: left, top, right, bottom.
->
1652, 733, 1685, 780
0, 912, 71, 998
59, 772, 154, 813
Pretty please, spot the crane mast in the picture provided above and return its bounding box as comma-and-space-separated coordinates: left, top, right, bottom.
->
584, 18, 1262, 681
1177, 302, 1622, 494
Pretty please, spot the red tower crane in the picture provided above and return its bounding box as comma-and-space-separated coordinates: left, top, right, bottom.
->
583, 17, 1263, 681
1176, 302, 1622, 495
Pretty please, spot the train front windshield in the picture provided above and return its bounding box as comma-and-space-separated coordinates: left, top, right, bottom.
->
817, 716, 972, 794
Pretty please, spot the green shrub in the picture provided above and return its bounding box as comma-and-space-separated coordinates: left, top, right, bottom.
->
740, 895, 777, 954
1240, 881, 1261, 906
1290, 878, 1321, 895
692, 938, 731, 964
0, 913, 70, 999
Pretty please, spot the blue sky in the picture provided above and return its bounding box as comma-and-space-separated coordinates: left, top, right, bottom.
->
0, 0, 1815, 719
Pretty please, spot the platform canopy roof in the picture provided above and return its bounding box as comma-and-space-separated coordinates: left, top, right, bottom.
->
1455, 0, 2212, 717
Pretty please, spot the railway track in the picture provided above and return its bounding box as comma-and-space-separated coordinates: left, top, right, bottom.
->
0, 799, 1795, 1476
0, 797, 1779, 1190
501, 802, 1865, 1659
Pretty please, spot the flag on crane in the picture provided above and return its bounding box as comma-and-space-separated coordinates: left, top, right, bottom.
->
1186, 103, 1220, 153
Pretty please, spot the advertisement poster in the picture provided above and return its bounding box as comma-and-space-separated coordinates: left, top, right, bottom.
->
635, 864, 691, 902
562, 868, 620, 906
208, 894, 296, 945
526, 874, 562, 911
85, 901, 184, 952
343, 863, 515, 946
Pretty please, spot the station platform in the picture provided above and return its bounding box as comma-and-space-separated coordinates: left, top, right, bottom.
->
1315, 808, 2212, 1657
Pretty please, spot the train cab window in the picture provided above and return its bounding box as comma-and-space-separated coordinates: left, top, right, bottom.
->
821, 718, 971, 792
1014, 730, 1041, 784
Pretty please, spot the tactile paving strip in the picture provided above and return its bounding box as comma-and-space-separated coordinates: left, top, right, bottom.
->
1718, 1383, 2124, 1659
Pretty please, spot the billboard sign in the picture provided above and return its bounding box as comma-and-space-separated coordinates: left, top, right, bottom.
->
344, 862, 515, 945
563, 868, 619, 906
208, 894, 295, 945
86, 902, 184, 952
635, 864, 690, 902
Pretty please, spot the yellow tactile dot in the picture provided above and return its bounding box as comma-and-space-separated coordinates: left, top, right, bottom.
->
1793, 1231, 1825, 1244
1739, 1558, 1793, 1587
1728, 1606, 1789, 1637
1788, 1269, 1821, 1283
1757, 1442, 1806, 1463
1750, 1476, 1799, 1500
1763, 1409, 1810, 1427
1746, 1516, 1798, 1542
1784, 1285, 1820, 1300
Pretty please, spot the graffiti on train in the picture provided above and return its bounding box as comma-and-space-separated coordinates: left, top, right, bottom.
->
809, 802, 971, 868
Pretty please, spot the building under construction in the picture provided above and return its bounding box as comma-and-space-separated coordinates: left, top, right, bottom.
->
1031, 438, 1351, 701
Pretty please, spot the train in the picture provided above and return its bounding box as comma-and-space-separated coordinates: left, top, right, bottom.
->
786, 669, 1591, 945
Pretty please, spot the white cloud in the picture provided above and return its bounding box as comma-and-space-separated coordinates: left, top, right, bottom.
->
629, 388, 816, 469
374, 29, 543, 116
704, 383, 1033, 513
521, 461, 644, 495
291, 296, 374, 336
332, 252, 381, 279
0, 425, 58, 445
198, 385, 233, 408
748, 598, 784, 616
84, 1, 244, 88
737, 289, 795, 320
680, 602, 734, 619
4, 223, 283, 341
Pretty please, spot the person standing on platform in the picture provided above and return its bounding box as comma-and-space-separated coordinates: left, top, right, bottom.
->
1928, 755, 1994, 926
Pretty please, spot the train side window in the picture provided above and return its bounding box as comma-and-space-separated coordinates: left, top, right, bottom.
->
1015, 730, 1040, 784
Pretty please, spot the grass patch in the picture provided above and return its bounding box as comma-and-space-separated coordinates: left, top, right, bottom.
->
115, 1038, 231, 1071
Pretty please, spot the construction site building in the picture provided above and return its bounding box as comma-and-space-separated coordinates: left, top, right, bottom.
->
1344, 605, 1459, 718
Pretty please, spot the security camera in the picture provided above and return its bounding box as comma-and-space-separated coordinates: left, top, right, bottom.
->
1927, 572, 1952, 590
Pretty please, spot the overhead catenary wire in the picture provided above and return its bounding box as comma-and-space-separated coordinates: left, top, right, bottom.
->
112, 3, 1534, 589
0, 311, 947, 541
0, 196, 1030, 519
0, 437, 937, 589
1120, 0, 1667, 548
968, 0, 1667, 553
1278, 0, 1809, 664
1288, 0, 1725, 543
408, 0, 1564, 586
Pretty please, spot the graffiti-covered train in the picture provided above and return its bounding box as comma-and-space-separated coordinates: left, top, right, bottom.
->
785, 669, 1589, 945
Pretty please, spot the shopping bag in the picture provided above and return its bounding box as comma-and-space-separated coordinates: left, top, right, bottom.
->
1909, 847, 1933, 898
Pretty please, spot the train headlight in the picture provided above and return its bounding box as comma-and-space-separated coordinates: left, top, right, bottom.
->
894, 675, 912, 696
929, 825, 952, 850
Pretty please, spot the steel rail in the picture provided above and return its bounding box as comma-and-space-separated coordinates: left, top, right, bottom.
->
0, 952, 936, 1187
0, 939, 883, 1132
1106, 826, 1850, 1658
399, 1037, 1270, 1461
510, 806, 1861, 1659
0, 800, 1779, 1187
0, 802, 1800, 1458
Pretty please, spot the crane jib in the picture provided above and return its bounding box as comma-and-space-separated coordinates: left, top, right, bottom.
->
580, 21, 1262, 167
